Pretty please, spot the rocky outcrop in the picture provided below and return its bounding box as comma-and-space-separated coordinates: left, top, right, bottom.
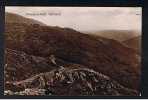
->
5, 67, 138, 96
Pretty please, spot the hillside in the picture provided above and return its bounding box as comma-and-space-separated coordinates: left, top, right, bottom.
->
5, 13, 141, 95
123, 36, 141, 54
87, 30, 140, 42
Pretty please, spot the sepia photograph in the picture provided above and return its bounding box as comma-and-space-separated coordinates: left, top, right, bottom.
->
4, 7, 141, 96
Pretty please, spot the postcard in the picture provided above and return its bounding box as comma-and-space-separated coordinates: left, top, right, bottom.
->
4, 7, 142, 96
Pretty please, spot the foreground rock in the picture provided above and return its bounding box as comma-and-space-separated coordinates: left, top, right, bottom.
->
5, 67, 138, 96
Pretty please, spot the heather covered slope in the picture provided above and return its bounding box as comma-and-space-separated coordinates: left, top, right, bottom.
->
5, 13, 141, 95
5, 23, 140, 90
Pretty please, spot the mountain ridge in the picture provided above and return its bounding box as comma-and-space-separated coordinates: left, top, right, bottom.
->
5, 12, 46, 26
85, 30, 140, 42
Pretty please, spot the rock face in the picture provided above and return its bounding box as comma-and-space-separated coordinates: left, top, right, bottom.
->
5, 67, 138, 96
5, 13, 141, 96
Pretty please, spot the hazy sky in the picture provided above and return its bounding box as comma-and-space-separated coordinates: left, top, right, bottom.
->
5, 7, 142, 32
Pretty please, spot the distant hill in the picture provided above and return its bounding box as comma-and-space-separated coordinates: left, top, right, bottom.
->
5, 12, 140, 95
123, 36, 141, 54
86, 30, 140, 42
5, 12, 46, 26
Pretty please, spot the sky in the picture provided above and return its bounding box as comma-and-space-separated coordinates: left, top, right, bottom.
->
5, 7, 142, 32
